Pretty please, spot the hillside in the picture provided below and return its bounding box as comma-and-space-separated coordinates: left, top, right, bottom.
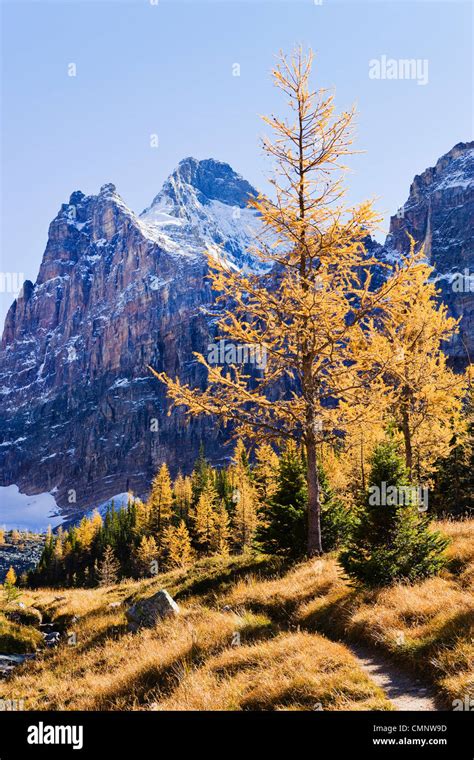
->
1, 519, 472, 711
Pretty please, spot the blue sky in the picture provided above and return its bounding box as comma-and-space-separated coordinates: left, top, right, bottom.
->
0, 0, 472, 327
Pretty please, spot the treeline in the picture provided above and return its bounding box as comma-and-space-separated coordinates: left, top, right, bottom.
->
28, 440, 349, 588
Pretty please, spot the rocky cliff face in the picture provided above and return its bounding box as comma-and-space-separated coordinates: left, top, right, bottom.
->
382, 141, 474, 366
0, 147, 472, 517
0, 159, 261, 516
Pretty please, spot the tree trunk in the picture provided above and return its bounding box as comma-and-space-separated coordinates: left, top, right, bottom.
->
401, 408, 413, 477
306, 431, 323, 556
360, 434, 366, 492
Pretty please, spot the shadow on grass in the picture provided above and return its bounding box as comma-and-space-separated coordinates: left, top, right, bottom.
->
171, 555, 290, 602
90, 638, 210, 709
230, 578, 342, 627
71, 621, 130, 653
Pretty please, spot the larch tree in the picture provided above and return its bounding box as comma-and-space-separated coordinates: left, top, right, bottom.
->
135, 535, 158, 577
231, 476, 258, 552
254, 442, 280, 503
97, 545, 119, 586
377, 241, 467, 479
173, 473, 193, 524
3, 565, 20, 604
151, 48, 420, 555
210, 502, 231, 555
11, 529, 20, 545
133, 497, 151, 537
76, 515, 100, 552
148, 463, 173, 542
90, 509, 103, 534
163, 521, 193, 568
228, 439, 259, 550
193, 487, 218, 553
5, 566, 16, 586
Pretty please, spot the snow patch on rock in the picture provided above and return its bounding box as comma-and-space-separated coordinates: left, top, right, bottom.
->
0, 485, 63, 532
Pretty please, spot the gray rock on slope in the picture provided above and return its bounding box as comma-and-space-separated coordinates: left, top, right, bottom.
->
125, 589, 180, 632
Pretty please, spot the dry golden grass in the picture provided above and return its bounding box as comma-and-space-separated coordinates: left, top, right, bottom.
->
221, 521, 474, 705
1, 520, 472, 710
1, 553, 383, 711
1, 601, 274, 710
224, 557, 345, 621
0, 613, 43, 654
158, 632, 392, 711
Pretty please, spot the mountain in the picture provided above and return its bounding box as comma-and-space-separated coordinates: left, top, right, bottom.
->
381, 141, 474, 366
0, 147, 473, 518
0, 159, 261, 518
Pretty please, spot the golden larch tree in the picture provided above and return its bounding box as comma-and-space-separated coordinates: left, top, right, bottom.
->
193, 487, 218, 553
5, 566, 16, 585
173, 473, 193, 523
211, 503, 231, 555
148, 463, 173, 541
151, 48, 421, 555
135, 535, 158, 577
377, 240, 467, 478
163, 521, 193, 568
254, 443, 280, 503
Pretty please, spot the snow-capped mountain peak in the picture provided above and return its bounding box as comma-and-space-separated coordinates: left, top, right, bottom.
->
140, 157, 263, 270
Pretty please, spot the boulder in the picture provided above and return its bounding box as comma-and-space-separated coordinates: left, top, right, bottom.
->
126, 590, 179, 632
44, 631, 61, 647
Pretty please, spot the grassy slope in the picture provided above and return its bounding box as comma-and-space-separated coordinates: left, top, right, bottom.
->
0, 520, 472, 710
227, 520, 474, 705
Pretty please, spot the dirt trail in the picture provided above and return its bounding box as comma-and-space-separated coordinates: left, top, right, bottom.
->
348, 642, 442, 711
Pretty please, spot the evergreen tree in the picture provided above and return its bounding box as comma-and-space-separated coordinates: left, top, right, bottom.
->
214, 467, 234, 509
257, 442, 307, 558
340, 441, 448, 587
191, 444, 213, 505
431, 393, 473, 517
257, 442, 351, 557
